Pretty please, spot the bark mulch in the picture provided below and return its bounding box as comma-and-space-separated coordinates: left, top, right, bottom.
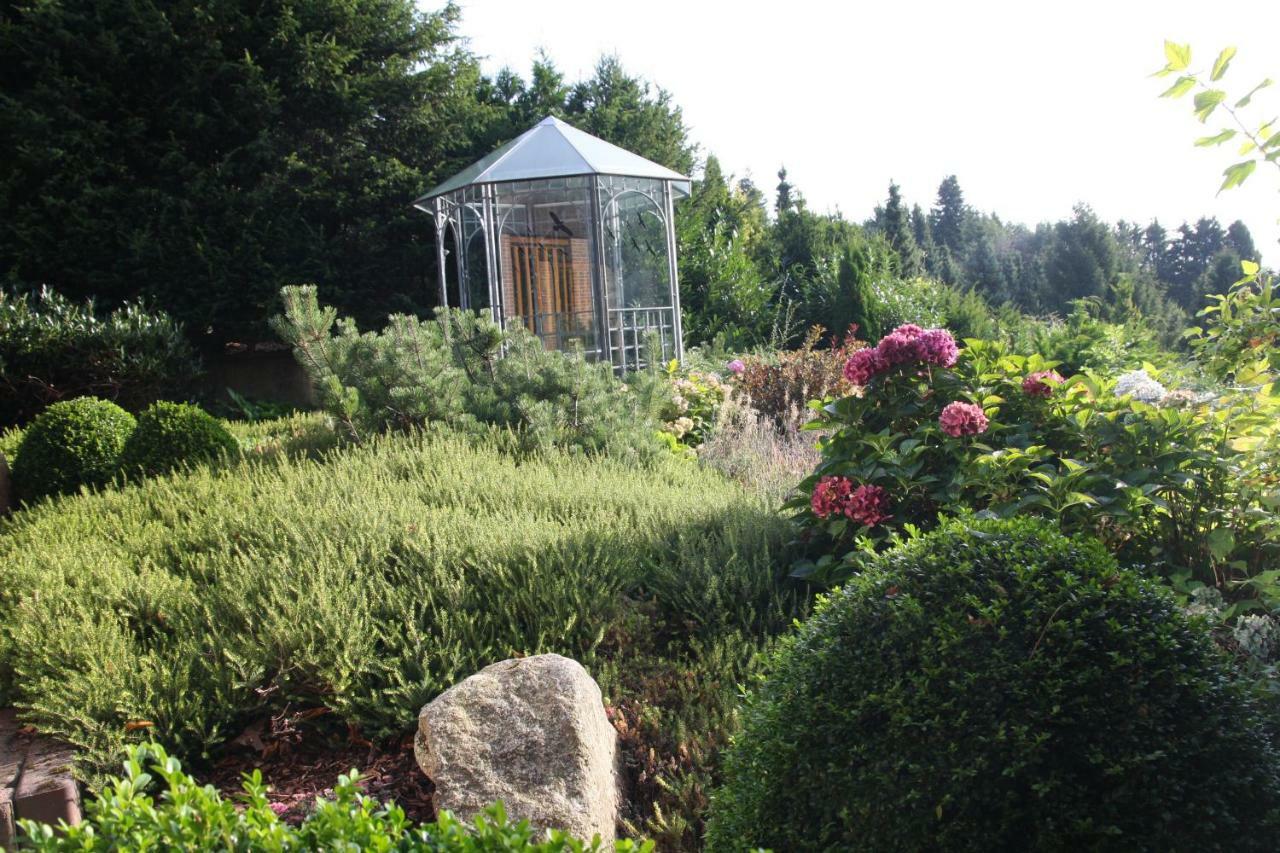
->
202, 711, 434, 826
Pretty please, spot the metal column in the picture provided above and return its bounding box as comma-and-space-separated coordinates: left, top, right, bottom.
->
664, 180, 685, 362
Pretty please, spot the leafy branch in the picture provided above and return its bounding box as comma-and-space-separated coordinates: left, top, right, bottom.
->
1155, 41, 1280, 192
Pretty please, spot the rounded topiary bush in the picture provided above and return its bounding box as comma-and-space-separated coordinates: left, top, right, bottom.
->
706, 517, 1280, 852
118, 401, 238, 477
11, 396, 136, 500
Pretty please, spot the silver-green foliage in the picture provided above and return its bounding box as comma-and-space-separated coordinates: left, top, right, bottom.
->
0, 429, 795, 784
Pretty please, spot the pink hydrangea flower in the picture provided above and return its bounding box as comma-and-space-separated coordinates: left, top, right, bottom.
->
876, 324, 926, 366
811, 475, 853, 519
843, 347, 888, 385
846, 484, 891, 527
939, 401, 988, 437
916, 328, 959, 368
1022, 369, 1063, 398
726, 359, 745, 375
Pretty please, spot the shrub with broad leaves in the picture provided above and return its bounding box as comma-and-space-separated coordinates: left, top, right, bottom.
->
792, 323, 1280, 609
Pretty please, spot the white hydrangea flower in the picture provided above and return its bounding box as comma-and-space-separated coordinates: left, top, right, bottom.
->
1114, 369, 1167, 403
1233, 613, 1280, 662
1185, 585, 1224, 618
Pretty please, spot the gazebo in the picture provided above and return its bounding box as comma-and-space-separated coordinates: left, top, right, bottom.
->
414, 117, 690, 371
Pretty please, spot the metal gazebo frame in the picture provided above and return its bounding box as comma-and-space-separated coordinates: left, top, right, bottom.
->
413, 117, 690, 371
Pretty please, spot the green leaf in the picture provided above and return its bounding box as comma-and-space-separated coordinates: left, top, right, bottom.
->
1219, 160, 1257, 192
1207, 528, 1236, 562
1242, 259, 1261, 276
1160, 76, 1196, 99
1210, 46, 1236, 81
1164, 40, 1192, 71
1236, 78, 1273, 108
1193, 89, 1226, 122
1195, 129, 1236, 147
1239, 139, 1257, 155
1263, 130, 1280, 150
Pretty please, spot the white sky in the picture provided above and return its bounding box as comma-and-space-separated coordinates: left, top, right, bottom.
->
445, 0, 1280, 257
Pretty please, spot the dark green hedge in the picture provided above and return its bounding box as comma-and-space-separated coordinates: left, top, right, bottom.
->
707, 516, 1280, 852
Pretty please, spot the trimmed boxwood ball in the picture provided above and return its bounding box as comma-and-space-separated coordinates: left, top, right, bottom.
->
11, 396, 136, 500
119, 401, 238, 477
706, 517, 1280, 852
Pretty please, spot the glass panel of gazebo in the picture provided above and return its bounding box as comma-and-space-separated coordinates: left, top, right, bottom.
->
491, 177, 600, 358
597, 175, 676, 371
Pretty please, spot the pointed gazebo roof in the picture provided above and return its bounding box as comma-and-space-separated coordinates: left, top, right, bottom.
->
413, 116, 689, 208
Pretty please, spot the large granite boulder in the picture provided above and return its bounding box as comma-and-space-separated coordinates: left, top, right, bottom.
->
415, 654, 619, 842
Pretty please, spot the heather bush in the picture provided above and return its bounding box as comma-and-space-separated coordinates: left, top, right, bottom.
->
708, 517, 1280, 852
10, 397, 135, 501
794, 323, 1280, 610
0, 430, 801, 848
16, 743, 647, 852
0, 286, 199, 427
118, 401, 238, 477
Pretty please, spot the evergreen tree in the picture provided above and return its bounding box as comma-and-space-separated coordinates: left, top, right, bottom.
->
564, 56, 695, 174
930, 175, 969, 253
1042, 205, 1120, 313
1226, 220, 1258, 262
875, 182, 923, 276
775, 167, 796, 216
0, 0, 482, 342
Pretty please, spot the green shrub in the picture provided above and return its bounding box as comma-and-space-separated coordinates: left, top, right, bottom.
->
271, 285, 665, 459
0, 430, 800, 847
0, 286, 200, 428
119, 401, 238, 477
707, 517, 1280, 852
16, 743, 647, 852
10, 397, 136, 500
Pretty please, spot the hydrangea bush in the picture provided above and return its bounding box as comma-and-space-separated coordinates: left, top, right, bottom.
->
793, 324, 1280, 603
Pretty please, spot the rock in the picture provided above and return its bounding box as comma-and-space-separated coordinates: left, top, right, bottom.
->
415, 654, 619, 842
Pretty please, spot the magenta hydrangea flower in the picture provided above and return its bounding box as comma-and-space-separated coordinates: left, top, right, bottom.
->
811, 475, 854, 519
843, 347, 888, 385
877, 324, 926, 366
916, 328, 959, 367
1022, 369, 1063, 398
939, 401, 988, 437
811, 476, 891, 527
726, 359, 745, 375
846, 484, 891, 527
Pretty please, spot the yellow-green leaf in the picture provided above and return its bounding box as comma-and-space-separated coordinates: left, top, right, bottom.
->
1210, 46, 1236, 81
1195, 129, 1236, 147
1220, 160, 1256, 192
1164, 40, 1192, 71
1242, 259, 1261, 276
1160, 76, 1196, 99
1194, 89, 1226, 122
1236, 78, 1273, 108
